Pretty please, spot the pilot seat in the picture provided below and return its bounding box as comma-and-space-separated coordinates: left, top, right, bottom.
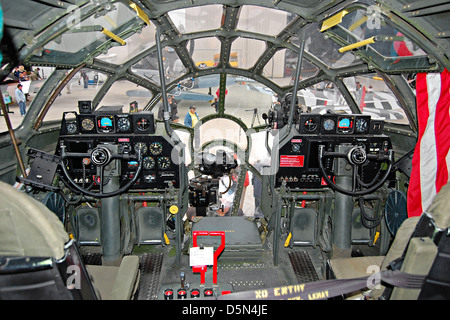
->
0, 181, 140, 300
327, 182, 450, 299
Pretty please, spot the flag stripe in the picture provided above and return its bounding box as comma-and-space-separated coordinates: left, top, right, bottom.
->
408, 69, 450, 217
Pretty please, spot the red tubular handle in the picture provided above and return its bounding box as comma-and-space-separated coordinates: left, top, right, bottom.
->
192, 231, 225, 284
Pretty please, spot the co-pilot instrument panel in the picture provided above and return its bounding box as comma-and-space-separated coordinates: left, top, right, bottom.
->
275, 113, 391, 189
57, 105, 179, 190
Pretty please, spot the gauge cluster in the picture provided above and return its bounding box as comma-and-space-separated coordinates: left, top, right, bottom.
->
64, 112, 154, 135
276, 113, 391, 189
58, 109, 179, 190
298, 114, 383, 135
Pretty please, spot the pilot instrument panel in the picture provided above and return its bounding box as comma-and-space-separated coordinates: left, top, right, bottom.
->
276, 113, 391, 189
57, 110, 179, 190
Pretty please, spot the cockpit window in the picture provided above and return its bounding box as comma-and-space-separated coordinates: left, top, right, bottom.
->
42, 69, 108, 123
168, 5, 223, 34
265, 48, 319, 87
297, 81, 351, 114
44, 2, 136, 54
0, 67, 56, 132
344, 74, 408, 123
96, 23, 157, 65
230, 38, 266, 69
325, 6, 433, 71
236, 6, 292, 36
301, 23, 357, 69
131, 47, 187, 85
190, 37, 222, 69
337, 8, 427, 59
97, 80, 153, 113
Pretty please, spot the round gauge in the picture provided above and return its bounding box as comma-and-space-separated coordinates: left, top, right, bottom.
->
323, 118, 335, 131
355, 118, 369, 133
81, 117, 95, 131
135, 117, 151, 131
149, 142, 163, 155
119, 142, 132, 154
304, 118, 318, 132
143, 156, 156, 169
66, 122, 78, 134
291, 143, 301, 153
134, 142, 148, 155
158, 156, 171, 170
117, 117, 131, 132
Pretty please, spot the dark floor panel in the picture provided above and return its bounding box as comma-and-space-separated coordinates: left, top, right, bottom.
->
288, 251, 320, 283
137, 252, 164, 300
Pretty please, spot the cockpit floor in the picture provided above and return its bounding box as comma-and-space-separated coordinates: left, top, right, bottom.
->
82, 242, 325, 300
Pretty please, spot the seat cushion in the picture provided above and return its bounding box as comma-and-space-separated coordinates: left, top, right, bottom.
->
87, 255, 140, 300
329, 256, 385, 279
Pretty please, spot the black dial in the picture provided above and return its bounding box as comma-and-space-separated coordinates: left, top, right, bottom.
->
304, 118, 318, 132
81, 117, 95, 131
66, 122, 78, 134
149, 142, 163, 155
135, 117, 151, 131
323, 118, 335, 131
158, 156, 171, 170
355, 118, 369, 133
117, 117, 131, 132
143, 156, 156, 169
134, 142, 147, 155
119, 142, 132, 154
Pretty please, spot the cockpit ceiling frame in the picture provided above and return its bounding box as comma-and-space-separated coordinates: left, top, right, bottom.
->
0, 0, 448, 131
2, 0, 446, 69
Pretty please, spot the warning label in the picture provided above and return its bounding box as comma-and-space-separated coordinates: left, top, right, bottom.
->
280, 155, 304, 167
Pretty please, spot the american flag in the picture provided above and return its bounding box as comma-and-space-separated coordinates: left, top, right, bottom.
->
407, 68, 450, 217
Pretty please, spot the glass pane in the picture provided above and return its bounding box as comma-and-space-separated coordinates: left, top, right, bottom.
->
168, 75, 217, 127
230, 38, 266, 69
264, 49, 319, 87
168, 5, 223, 34
237, 5, 291, 36
0, 66, 55, 132
190, 38, 222, 69
131, 47, 188, 84
43, 68, 108, 123
97, 80, 152, 113
344, 74, 408, 123
297, 81, 351, 114
302, 23, 356, 68
223, 75, 273, 128
96, 23, 157, 65
338, 8, 427, 58
44, 2, 136, 53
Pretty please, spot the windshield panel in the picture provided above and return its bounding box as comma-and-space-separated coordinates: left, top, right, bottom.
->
168, 5, 223, 34
96, 23, 157, 65
42, 68, 108, 123
44, 2, 136, 54
0, 66, 55, 132
237, 6, 291, 36
344, 74, 408, 123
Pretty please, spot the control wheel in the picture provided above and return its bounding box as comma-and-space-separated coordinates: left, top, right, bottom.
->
59, 145, 143, 198
318, 144, 394, 196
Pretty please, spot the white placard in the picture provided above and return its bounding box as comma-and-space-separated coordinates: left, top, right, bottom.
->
189, 246, 214, 267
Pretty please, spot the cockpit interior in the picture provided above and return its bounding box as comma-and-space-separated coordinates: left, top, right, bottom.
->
0, 0, 449, 301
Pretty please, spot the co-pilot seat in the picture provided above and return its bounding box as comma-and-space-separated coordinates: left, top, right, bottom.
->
0, 181, 139, 300
327, 182, 450, 299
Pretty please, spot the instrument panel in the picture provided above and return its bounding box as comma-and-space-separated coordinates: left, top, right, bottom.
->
276, 113, 391, 189
58, 111, 179, 190
298, 114, 384, 135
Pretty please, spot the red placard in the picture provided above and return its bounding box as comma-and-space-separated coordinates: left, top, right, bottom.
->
280, 155, 304, 167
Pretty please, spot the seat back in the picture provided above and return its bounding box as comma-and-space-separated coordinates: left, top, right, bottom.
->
0, 181, 98, 299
